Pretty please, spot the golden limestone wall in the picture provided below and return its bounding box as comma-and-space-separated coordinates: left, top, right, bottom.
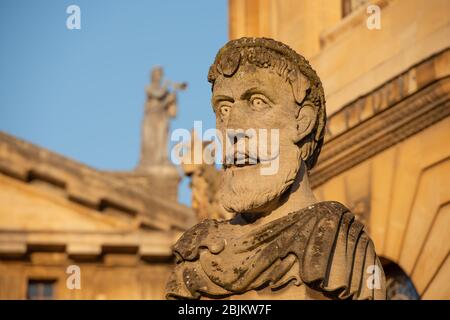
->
0, 172, 175, 299
0, 256, 172, 300
314, 117, 450, 299
229, 0, 342, 58
229, 0, 450, 299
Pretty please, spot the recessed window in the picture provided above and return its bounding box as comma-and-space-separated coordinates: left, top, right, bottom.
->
27, 279, 56, 300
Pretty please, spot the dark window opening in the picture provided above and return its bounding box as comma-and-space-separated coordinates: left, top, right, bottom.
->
27, 279, 56, 300
381, 259, 420, 300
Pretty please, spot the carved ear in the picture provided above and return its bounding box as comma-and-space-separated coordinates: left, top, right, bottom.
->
289, 69, 310, 105
294, 102, 317, 143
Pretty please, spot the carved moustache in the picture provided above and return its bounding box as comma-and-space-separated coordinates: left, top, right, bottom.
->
222, 149, 279, 170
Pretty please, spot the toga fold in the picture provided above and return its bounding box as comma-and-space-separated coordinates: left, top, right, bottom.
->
166, 201, 386, 300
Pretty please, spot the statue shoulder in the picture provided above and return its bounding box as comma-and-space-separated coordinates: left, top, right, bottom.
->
292, 201, 386, 300
172, 219, 228, 262
167, 202, 386, 300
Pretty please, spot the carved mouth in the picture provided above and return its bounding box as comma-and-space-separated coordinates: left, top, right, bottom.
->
222, 152, 278, 171
223, 155, 261, 170
223, 154, 261, 170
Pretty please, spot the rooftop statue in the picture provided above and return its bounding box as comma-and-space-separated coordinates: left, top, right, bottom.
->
138, 66, 187, 170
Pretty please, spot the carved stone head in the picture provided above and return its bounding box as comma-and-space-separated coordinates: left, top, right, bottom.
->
151, 66, 163, 85
208, 38, 326, 215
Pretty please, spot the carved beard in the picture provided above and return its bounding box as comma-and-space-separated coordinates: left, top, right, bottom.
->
219, 146, 301, 215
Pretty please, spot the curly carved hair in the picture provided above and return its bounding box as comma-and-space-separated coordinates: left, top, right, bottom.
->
208, 37, 326, 170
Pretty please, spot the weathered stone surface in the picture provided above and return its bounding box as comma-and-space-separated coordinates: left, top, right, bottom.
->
166, 37, 386, 300
167, 201, 384, 300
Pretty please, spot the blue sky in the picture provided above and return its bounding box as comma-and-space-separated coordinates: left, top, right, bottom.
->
0, 0, 227, 206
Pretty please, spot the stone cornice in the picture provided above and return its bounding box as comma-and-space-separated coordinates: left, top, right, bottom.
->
0, 132, 196, 231
310, 49, 450, 188
0, 229, 180, 262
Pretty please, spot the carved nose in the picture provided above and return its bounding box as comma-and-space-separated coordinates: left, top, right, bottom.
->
224, 129, 258, 164
227, 130, 246, 146
226, 129, 257, 147
226, 101, 250, 130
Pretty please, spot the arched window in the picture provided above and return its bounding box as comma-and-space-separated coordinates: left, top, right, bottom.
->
381, 258, 420, 300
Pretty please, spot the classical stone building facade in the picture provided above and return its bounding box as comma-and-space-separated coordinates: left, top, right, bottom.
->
0, 71, 195, 299
1, 0, 448, 300
229, 0, 449, 299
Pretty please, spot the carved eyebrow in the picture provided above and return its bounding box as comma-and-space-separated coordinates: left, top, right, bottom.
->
212, 95, 234, 106
240, 87, 274, 103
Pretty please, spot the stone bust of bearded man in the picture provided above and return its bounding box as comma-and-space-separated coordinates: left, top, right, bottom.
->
166, 38, 386, 300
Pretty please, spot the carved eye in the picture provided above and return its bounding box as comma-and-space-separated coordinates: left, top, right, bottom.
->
219, 105, 231, 118
250, 95, 269, 110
